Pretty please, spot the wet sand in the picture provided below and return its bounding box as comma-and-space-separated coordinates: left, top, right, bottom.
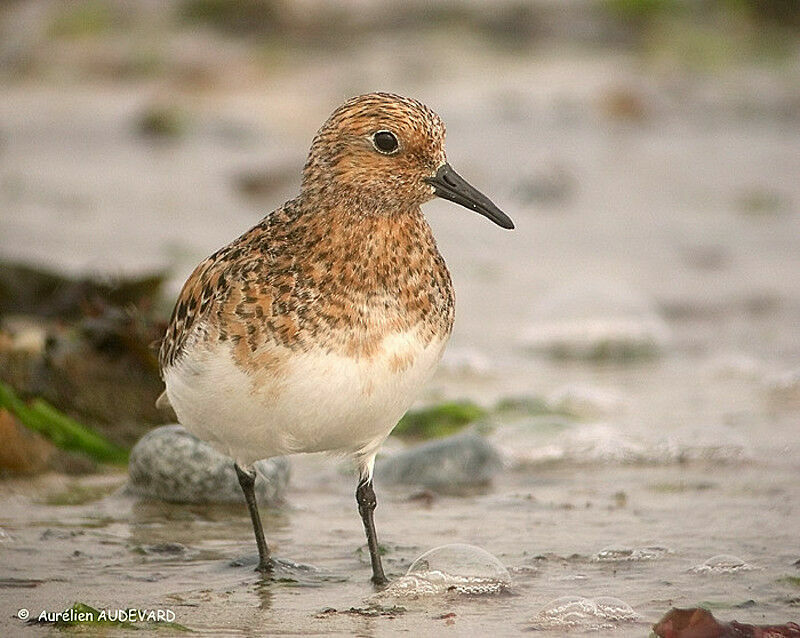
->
1, 453, 798, 636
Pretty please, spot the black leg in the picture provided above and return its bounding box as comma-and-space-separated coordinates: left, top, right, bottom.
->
356, 477, 388, 586
234, 463, 272, 573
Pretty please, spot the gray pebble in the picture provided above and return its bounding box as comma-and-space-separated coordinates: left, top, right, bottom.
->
126, 425, 289, 505
376, 432, 503, 493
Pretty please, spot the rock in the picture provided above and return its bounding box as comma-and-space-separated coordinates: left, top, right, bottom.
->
376, 432, 502, 493
0, 263, 168, 447
0, 261, 165, 319
127, 425, 289, 505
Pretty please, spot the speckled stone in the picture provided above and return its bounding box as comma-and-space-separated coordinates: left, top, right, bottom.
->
127, 425, 289, 505
376, 432, 503, 492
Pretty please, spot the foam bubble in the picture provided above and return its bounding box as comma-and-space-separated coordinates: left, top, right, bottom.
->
382, 544, 511, 596
690, 554, 754, 574
594, 597, 639, 622
593, 545, 670, 562
531, 595, 639, 630
533, 596, 599, 628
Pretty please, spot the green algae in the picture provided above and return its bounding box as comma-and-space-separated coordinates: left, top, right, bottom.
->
394, 401, 487, 440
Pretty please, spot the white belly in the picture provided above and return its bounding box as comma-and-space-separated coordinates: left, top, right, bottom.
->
163, 329, 447, 466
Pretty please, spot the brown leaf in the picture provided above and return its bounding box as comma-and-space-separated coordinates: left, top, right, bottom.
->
653, 607, 800, 638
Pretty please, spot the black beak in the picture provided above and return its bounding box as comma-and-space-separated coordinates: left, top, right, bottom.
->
426, 163, 514, 230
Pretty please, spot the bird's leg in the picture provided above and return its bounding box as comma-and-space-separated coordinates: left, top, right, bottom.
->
356, 476, 388, 586
234, 462, 272, 574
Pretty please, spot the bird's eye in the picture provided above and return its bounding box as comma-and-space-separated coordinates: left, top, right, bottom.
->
372, 130, 399, 154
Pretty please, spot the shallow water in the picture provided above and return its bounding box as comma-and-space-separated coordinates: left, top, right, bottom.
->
1, 453, 798, 636
1, 31, 800, 635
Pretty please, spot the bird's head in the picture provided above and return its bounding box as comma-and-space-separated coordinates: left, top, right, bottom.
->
301, 92, 513, 229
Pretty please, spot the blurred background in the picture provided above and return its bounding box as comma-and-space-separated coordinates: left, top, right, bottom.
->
0, 1, 799, 633
1, 0, 798, 448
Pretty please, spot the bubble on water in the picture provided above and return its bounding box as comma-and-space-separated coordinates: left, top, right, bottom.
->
634, 547, 670, 560
382, 544, 511, 597
530, 595, 639, 630
690, 554, 754, 574
594, 597, 639, 622
593, 545, 669, 562
593, 547, 633, 561
533, 596, 598, 628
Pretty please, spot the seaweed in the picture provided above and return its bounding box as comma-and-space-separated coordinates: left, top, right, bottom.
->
394, 401, 487, 440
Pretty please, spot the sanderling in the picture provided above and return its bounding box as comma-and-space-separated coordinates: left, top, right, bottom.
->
158, 92, 513, 585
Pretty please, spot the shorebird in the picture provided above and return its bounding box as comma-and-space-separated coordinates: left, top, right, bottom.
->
157, 92, 513, 585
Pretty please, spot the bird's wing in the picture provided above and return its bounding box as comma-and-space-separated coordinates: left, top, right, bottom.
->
158, 253, 230, 372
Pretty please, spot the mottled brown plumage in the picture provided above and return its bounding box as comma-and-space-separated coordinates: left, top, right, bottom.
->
157, 92, 512, 583
159, 93, 453, 372
159, 197, 454, 371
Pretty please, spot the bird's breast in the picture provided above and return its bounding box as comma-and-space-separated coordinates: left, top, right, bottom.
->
164, 323, 448, 462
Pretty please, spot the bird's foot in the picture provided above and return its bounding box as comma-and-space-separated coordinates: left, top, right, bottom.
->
371, 573, 389, 588
255, 558, 274, 575
232, 554, 318, 576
